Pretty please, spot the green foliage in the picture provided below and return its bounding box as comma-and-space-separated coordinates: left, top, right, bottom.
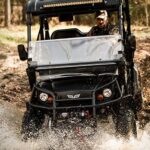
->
0, 0, 149, 26
0, 32, 26, 44
130, 1, 150, 26
74, 14, 95, 26
0, 1, 4, 14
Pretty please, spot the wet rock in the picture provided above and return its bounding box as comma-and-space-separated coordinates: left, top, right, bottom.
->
139, 109, 150, 129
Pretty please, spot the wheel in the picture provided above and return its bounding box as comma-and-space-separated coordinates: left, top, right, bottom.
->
115, 109, 137, 138
21, 109, 44, 140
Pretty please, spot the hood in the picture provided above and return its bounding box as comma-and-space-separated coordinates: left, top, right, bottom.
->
50, 73, 115, 100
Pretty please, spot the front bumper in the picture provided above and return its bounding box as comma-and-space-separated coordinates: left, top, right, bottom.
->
28, 92, 132, 120
28, 74, 131, 119
29, 94, 132, 109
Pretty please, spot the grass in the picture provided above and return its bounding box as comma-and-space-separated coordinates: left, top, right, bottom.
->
131, 25, 150, 39
0, 25, 149, 49
0, 33, 26, 43
0, 25, 28, 48
0, 24, 90, 49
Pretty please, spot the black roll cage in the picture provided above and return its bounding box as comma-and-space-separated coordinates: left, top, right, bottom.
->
26, 0, 132, 46
25, 0, 135, 94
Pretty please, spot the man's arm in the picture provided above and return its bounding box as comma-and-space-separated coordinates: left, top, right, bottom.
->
87, 26, 98, 36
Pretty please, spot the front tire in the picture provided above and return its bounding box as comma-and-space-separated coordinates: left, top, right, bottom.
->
115, 109, 137, 138
21, 109, 44, 140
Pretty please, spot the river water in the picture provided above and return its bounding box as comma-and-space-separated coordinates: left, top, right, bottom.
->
0, 102, 150, 150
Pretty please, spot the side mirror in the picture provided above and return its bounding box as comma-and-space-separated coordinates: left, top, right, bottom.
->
17, 44, 27, 61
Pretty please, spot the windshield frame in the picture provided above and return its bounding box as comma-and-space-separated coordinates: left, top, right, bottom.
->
26, 7, 124, 48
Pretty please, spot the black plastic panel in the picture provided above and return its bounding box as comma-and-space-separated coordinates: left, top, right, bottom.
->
27, 0, 120, 15
104, 0, 120, 6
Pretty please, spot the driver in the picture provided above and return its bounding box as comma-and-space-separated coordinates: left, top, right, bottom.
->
88, 10, 117, 36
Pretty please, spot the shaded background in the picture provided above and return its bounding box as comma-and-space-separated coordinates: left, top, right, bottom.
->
0, 0, 150, 27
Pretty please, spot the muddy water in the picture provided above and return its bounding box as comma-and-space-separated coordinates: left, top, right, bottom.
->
0, 102, 150, 150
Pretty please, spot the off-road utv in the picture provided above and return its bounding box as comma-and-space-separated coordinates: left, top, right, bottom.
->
18, 0, 143, 139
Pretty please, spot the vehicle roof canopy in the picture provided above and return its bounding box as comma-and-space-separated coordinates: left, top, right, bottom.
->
27, 0, 121, 16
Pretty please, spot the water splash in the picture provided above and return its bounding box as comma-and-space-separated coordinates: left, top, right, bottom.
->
0, 102, 150, 150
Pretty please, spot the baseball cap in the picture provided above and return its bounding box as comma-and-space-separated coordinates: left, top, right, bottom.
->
96, 10, 108, 20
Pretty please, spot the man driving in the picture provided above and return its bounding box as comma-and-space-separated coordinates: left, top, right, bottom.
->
88, 10, 117, 36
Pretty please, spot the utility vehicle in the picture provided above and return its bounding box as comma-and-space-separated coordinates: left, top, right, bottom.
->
18, 0, 143, 139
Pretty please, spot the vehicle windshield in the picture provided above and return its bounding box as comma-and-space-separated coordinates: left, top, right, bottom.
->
28, 34, 123, 66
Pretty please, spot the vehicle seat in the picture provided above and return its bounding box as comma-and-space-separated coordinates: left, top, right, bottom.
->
51, 28, 87, 39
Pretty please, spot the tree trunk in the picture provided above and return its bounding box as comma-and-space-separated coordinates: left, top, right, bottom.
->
4, 0, 11, 27
22, 0, 26, 24
145, 0, 149, 27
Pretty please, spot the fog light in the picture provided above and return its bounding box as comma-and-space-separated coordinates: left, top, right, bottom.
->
96, 94, 104, 101
40, 93, 48, 101
103, 89, 112, 98
47, 96, 54, 103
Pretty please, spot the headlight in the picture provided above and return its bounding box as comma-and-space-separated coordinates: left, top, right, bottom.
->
39, 93, 48, 101
103, 89, 112, 98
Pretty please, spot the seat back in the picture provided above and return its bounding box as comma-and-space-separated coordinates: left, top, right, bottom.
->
51, 28, 86, 39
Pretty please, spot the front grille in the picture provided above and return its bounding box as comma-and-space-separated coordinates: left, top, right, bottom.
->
56, 90, 93, 101
56, 99, 93, 108
35, 74, 121, 110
